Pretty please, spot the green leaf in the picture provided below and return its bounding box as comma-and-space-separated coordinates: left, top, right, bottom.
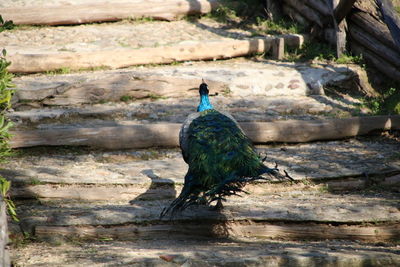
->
1, 49, 6, 57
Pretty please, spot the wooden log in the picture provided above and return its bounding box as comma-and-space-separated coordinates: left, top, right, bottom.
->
350, 41, 400, 82
348, 23, 400, 68
0, 0, 219, 25
326, 174, 400, 191
332, 0, 347, 57
282, 4, 311, 27
34, 222, 400, 242
349, 11, 399, 52
7, 38, 279, 73
377, 0, 400, 48
305, 0, 331, 16
285, 0, 324, 26
10, 123, 181, 149
9, 115, 400, 148
334, 0, 357, 24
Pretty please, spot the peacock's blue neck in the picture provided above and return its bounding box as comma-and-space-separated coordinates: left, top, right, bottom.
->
197, 93, 214, 112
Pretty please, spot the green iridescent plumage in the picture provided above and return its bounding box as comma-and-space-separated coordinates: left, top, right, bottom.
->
160, 83, 282, 218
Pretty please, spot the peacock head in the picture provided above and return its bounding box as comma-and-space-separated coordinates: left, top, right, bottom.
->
199, 82, 209, 96
197, 80, 214, 112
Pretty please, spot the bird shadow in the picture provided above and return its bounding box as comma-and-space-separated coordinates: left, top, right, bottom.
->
129, 169, 177, 204
129, 169, 229, 239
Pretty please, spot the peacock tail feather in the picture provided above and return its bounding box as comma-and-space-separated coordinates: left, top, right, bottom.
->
160, 109, 278, 218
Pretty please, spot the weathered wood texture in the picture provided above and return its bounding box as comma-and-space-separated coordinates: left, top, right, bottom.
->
349, 12, 400, 70
271, 37, 285, 60
348, 24, 400, 68
16, 187, 400, 240
376, 0, 400, 47
284, 0, 324, 27
0, 0, 219, 25
305, 0, 330, 16
0, 198, 10, 267
334, 0, 357, 23
282, 0, 400, 81
350, 42, 400, 81
7, 36, 304, 73
283, 4, 311, 27
348, 9, 400, 81
9, 115, 400, 148
350, 11, 399, 52
34, 222, 400, 242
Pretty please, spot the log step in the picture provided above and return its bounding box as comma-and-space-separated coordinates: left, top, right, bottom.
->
9, 95, 359, 125
34, 223, 400, 243
1, 16, 305, 73
3, 137, 400, 185
10, 59, 361, 107
0, 0, 219, 25
15, 191, 400, 241
8, 115, 400, 149
10, 238, 400, 266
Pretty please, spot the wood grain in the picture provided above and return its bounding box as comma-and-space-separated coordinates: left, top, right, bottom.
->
0, 0, 219, 25
9, 115, 400, 148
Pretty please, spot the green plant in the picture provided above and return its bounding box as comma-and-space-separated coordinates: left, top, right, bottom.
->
0, 15, 15, 32
0, 49, 17, 222
0, 49, 14, 159
28, 178, 44, 185
255, 17, 305, 35
335, 53, 363, 64
205, 4, 239, 23
148, 93, 167, 100
126, 16, 155, 23
45, 67, 71, 75
0, 177, 18, 222
120, 95, 133, 102
285, 41, 336, 62
358, 86, 400, 115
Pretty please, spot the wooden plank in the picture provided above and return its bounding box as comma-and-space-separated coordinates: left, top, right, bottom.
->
34, 222, 400, 242
7, 38, 277, 73
9, 115, 400, 148
271, 37, 285, 60
0, 0, 219, 25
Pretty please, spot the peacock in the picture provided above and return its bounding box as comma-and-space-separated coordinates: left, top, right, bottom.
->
160, 81, 291, 218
